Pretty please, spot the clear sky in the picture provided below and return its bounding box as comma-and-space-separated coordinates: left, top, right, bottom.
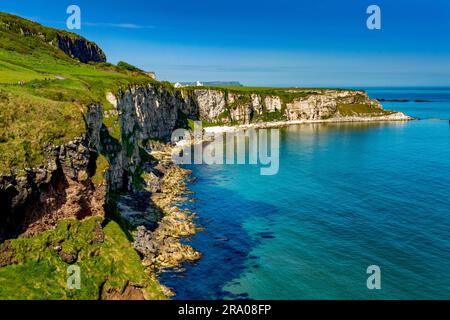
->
2, 0, 450, 87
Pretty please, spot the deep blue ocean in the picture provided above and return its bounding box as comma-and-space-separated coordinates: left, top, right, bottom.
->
159, 87, 450, 299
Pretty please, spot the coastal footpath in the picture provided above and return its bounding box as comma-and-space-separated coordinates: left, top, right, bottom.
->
0, 12, 410, 299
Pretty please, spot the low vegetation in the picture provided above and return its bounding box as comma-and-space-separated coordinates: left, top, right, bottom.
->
337, 103, 394, 116
117, 61, 144, 73
0, 13, 154, 172
0, 216, 166, 300
0, 13, 168, 300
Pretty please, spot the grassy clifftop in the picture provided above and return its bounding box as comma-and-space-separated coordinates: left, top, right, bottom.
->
0, 13, 167, 300
0, 12, 391, 172
0, 12, 95, 46
0, 12, 155, 172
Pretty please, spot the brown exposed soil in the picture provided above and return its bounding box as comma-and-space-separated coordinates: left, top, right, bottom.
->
102, 282, 146, 300
22, 176, 106, 238
0, 241, 17, 267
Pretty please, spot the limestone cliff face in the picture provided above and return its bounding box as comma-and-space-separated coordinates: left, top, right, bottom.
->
118, 85, 196, 141
103, 84, 197, 191
84, 85, 391, 193
188, 88, 382, 124
264, 96, 283, 113
99, 85, 389, 193
0, 83, 398, 241
191, 89, 227, 122
284, 90, 378, 120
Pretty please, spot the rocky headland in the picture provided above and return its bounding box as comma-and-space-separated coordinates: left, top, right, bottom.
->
0, 12, 412, 299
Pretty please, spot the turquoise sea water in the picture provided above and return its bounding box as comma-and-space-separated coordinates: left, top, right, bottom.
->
159, 88, 450, 299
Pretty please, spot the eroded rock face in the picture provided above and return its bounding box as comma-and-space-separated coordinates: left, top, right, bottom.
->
265, 96, 283, 113
251, 94, 263, 115
104, 85, 197, 191
185, 88, 382, 124
0, 14, 107, 64
0, 84, 390, 242
104, 85, 387, 192
56, 34, 106, 63
286, 95, 337, 120
225, 93, 252, 124
0, 105, 105, 241
118, 85, 196, 141
193, 89, 227, 122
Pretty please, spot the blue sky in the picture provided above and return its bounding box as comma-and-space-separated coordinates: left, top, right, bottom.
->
2, 0, 450, 86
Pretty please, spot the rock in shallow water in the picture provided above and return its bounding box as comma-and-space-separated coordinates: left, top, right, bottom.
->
132, 163, 201, 270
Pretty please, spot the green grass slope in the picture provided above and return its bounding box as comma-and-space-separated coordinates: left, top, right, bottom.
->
0, 13, 166, 300
0, 12, 154, 172
0, 216, 166, 300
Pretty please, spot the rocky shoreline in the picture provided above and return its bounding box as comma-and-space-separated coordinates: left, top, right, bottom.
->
0, 12, 421, 300
130, 146, 201, 297
132, 112, 414, 296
